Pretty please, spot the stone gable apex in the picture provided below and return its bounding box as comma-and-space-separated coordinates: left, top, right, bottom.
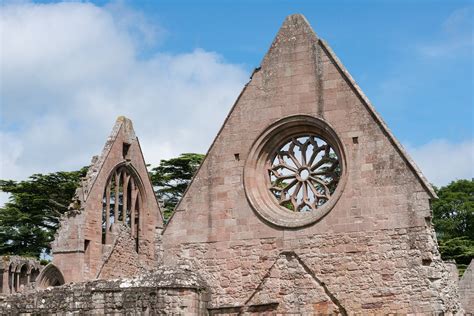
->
52, 116, 162, 283
160, 15, 460, 311
165, 13, 435, 232
80, 116, 136, 202
73, 115, 162, 222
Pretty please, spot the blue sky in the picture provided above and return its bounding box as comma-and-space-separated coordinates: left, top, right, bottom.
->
0, 0, 473, 201
127, 0, 474, 145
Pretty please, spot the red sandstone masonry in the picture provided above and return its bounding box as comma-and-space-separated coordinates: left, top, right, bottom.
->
460, 260, 474, 313
0, 14, 465, 315
162, 14, 461, 313
51, 117, 163, 283
0, 268, 209, 314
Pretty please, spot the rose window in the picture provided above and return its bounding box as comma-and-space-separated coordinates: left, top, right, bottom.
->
268, 135, 341, 212
244, 115, 346, 228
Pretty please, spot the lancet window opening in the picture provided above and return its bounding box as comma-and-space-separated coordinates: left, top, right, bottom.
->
8, 265, 13, 293
18, 265, 28, 288
102, 165, 141, 251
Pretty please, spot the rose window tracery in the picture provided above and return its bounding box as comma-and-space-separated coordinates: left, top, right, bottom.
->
268, 135, 341, 212
244, 115, 346, 228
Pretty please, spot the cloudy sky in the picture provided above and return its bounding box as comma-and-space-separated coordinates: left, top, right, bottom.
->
1, 0, 473, 205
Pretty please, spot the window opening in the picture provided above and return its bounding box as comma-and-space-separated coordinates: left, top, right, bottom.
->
102, 166, 141, 251
122, 142, 131, 159
268, 135, 341, 212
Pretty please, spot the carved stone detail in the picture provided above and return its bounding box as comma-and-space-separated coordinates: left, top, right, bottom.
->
244, 115, 347, 228
268, 135, 341, 212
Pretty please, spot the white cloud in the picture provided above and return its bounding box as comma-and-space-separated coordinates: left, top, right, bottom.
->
2, 1, 471, 210
0, 0, 248, 192
406, 139, 474, 187
417, 7, 473, 58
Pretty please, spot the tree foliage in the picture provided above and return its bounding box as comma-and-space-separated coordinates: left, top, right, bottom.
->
1, 153, 471, 271
0, 153, 205, 258
432, 179, 474, 274
149, 153, 205, 220
432, 179, 474, 240
0, 168, 88, 257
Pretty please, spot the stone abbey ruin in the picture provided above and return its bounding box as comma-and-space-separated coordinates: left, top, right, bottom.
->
1, 14, 472, 315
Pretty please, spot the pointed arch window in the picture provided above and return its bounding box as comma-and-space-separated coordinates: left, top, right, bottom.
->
102, 165, 142, 251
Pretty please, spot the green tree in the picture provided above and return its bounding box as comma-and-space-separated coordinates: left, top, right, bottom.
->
0, 168, 88, 257
433, 179, 474, 240
0, 153, 205, 259
432, 179, 474, 274
149, 153, 204, 221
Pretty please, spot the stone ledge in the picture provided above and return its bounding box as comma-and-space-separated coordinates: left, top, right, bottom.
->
0, 265, 209, 314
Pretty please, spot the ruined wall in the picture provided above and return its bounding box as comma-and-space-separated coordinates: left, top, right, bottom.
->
0, 268, 209, 315
97, 225, 143, 279
244, 252, 342, 314
460, 260, 474, 313
51, 211, 86, 283
162, 14, 462, 314
1, 14, 464, 316
0, 256, 42, 295
52, 117, 163, 283
79, 118, 162, 280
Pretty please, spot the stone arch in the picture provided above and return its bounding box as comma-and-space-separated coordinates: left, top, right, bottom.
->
30, 267, 40, 282
36, 263, 65, 289
102, 163, 145, 251
18, 264, 28, 289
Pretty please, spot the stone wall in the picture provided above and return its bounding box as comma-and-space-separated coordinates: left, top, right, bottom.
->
0, 267, 209, 315
0, 256, 42, 295
97, 225, 144, 279
51, 117, 163, 283
0, 14, 464, 315
162, 14, 462, 314
165, 227, 460, 313
460, 260, 474, 313
50, 210, 86, 283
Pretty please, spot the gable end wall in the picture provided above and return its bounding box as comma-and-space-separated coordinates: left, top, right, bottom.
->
162, 14, 461, 313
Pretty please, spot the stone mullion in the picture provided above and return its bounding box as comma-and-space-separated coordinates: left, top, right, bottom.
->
130, 178, 137, 237
136, 194, 141, 244
15, 272, 19, 292
114, 170, 120, 222
122, 171, 130, 224
105, 181, 111, 241
9, 271, 14, 294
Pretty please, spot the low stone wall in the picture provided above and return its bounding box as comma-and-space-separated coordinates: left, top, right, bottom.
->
1, 255, 42, 295
0, 266, 209, 315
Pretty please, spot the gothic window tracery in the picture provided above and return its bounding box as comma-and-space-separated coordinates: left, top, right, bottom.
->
244, 115, 346, 228
102, 165, 141, 251
268, 135, 341, 212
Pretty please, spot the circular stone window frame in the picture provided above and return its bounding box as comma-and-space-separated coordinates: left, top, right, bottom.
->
244, 115, 347, 228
